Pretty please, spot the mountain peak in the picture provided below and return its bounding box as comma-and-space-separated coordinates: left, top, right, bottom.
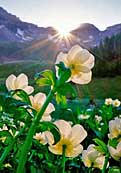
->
0, 6, 20, 23
0, 6, 7, 13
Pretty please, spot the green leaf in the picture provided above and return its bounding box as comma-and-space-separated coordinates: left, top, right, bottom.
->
39, 121, 60, 144
108, 138, 118, 148
55, 93, 67, 107
93, 138, 108, 154
0, 130, 13, 144
56, 83, 77, 98
11, 89, 31, 105
35, 70, 56, 87
30, 165, 36, 173
56, 62, 71, 86
36, 78, 52, 86
108, 166, 120, 173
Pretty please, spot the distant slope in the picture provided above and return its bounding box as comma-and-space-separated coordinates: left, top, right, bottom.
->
0, 6, 121, 63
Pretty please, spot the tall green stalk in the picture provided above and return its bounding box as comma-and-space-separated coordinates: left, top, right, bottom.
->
89, 168, 92, 173
61, 145, 66, 173
17, 89, 55, 173
102, 153, 109, 173
119, 158, 121, 173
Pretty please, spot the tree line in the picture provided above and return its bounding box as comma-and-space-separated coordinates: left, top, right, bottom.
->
91, 33, 121, 77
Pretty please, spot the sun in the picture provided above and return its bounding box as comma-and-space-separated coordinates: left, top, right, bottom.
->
57, 26, 71, 38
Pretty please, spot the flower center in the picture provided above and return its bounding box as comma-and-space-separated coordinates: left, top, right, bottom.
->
69, 64, 75, 70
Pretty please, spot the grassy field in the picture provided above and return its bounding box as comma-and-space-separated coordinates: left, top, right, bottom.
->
0, 61, 121, 100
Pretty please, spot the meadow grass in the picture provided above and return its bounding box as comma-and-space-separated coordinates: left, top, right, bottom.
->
0, 61, 121, 100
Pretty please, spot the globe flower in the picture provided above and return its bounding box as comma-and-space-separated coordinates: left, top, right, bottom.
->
49, 120, 87, 157
108, 141, 121, 161
112, 99, 120, 107
34, 131, 54, 145
29, 92, 55, 121
55, 45, 95, 84
82, 144, 105, 169
105, 98, 113, 105
6, 73, 34, 94
108, 117, 121, 139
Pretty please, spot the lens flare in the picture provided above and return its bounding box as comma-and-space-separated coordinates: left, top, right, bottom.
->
57, 27, 71, 38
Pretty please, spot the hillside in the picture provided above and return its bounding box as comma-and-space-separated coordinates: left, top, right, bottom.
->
0, 6, 121, 63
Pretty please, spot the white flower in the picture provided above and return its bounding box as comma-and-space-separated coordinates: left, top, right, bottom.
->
49, 120, 87, 157
78, 114, 90, 120
6, 73, 34, 95
112, 99, 121, 107
82, 144, 106, 169
105, 98, 113, 105
29, 92, 55, 121
33, 131, 54, 145
55, 45, 95, 84
95, 115, 102, 123
108, 141, 121, 161
108, 117, 121, 139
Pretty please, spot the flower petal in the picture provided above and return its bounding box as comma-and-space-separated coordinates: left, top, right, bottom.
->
42, 114, 52, 121
74, 65, 90, 73
24, 86, 34, 94
117, 141, 121, 152
15, 73, 28, 88
29, 95, 34, 105
49, 143, 62, 155
44, 131, 54, 145
66, 144, 83, 157
34, 93, 46, 103
55, 52, 67, 65
94, 156, 105, 169
54, 120, 72, 138
6, 74, 16, 90
67, 45, 83, 61
70, 124, 87, 145
83, 54, 95, 69
45, 103, 55, 114
82, 150, 92, 167
74, 49, 90, 64
108, 146, 119, 161
71, 71, 92, 84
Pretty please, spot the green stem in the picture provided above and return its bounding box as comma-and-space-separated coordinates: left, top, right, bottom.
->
17, 89, 55, 173
102, 153, 109, 173
61, 145, 66, 173
119, 158, 121, 173
0, 125, 25, 168
0, 141, 14, 169
89, 168, 92, 173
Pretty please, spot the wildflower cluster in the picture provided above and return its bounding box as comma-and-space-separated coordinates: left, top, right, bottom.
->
0, 45, 120, 173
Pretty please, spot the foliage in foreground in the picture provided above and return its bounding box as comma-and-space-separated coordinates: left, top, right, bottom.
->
0, 45, 121, 173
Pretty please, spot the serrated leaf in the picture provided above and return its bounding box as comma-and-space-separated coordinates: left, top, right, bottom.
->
36, 78, 52, 86
35, 70, 56, 87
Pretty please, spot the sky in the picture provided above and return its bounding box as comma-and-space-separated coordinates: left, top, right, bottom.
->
0, 0, 121, 32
